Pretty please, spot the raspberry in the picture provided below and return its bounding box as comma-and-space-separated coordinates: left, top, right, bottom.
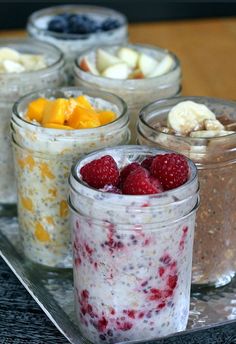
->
119, 162, 140, 186
122, 167, 162, 195
141, 156, 155, 170
150, 153, 189, 190
80, 155, 119, 189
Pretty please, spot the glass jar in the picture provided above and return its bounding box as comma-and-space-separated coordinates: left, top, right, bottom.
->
27, 5, 128, 77
74, 43, 181, 141
137, 96, 236, 287
11, 87, 129, 268
0, 38, 65, 210
69, 145, 199, 343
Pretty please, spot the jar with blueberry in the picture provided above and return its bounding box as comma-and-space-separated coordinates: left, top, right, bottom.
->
27, 5, 128, 78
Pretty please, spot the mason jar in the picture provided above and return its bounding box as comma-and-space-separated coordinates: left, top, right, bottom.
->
74, 43, 181, 141
137, 96, 236, 287
27, 5, 128, 77
11, 87, 129, 268
0, 38, 65, 211
69, 145, 199, 343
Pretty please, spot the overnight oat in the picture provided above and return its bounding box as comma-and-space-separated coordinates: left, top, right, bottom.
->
0, 38, 65, 207
69, 145, 199, 343
27, 5, 127, 74
11, 87, 129, 268
137, 96, 236, 287
74, 44, 181, 140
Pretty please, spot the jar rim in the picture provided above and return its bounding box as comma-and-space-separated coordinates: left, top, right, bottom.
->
12, 86, 129, 135
74, 43, 181, 86
139, 95, 236, 142
0, 37, 64, 77
27, 4, 127, 40
68, 194, 199, 229
70, 144, 198, 200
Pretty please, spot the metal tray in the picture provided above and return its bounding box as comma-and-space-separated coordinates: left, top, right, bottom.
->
1, 215, 236, 344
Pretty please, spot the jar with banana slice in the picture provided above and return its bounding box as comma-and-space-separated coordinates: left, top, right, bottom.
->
137, 96, 236, 287
0, 38, 65, 211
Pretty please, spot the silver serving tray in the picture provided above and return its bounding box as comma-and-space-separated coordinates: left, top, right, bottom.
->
1, 215, 236, 344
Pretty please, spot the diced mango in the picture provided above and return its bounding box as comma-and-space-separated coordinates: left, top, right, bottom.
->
98, 110, 117, 125
27, 98, 48, 122
39, 163, 55, 180
60, 200, 69, 217
35, 222, 51, 242
65, 98, 78, 121
42, 123, 73, 130
68, 106, 100, 129
21, 196, 33, 212
42, 98, 68, 125
76, 95, 94, 111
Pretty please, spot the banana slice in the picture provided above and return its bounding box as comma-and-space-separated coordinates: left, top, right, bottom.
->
190, 130, 235, 138
148, 55, 173, 77
2, 60, 25, 73
167, 101, 216, 135
20, 54, 46, 70
0, 47, 20, 62
204, 119, 224, 131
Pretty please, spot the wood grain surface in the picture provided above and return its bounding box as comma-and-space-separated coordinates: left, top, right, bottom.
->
1, 17, 236, 343
1, 18, 236, 100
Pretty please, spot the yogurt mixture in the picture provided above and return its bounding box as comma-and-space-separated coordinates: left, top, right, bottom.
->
74, 44, 181, 141
0, 40, 65, 206
11, 89, 129, 267
137, 97, 236, 286
69, 146, 199, 343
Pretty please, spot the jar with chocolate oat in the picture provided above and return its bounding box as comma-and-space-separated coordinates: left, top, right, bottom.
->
137, 96, 236, 287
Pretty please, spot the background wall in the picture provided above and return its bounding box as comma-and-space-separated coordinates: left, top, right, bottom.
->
1, 1, 236, 30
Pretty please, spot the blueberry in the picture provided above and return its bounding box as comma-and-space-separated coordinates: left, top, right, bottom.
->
101, 18, 121, 31
48, 16, 68, 33
67, 14, 98, 34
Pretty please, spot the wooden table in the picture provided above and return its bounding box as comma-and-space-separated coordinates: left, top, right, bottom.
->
1, 17, 236, 343
1, 17, 236, 100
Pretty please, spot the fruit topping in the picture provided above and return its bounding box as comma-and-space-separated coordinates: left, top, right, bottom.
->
47, 13, 121, 35
80, 152, 189, 194
0, 47, 46, 73
150, 153, 189, 190
122, 167, 162, 195
79, 47, 174, 80
26, 95, 117, 129
165, 100, 235, 137
80, 155, 120, 189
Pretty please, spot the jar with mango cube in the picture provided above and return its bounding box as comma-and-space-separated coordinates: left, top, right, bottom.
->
11, 87, 129, 268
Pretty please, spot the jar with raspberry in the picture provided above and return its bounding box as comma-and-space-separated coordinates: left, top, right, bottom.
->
69, 145, 199, 343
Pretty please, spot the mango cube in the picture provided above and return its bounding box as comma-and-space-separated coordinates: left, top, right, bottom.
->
42, 98, 69, 125
27, 98, 48, 122
98, 110, 117, 125
68, 106, 100, 129
76, 95, 94, 111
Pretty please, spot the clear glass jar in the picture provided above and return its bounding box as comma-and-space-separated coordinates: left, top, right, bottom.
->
0, 38, 65, 210
11, 87, 129, 268
137, 96, 236, 287
74, 43, 181, 141
27, 5, 128, 76
69, 145, 199, 343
